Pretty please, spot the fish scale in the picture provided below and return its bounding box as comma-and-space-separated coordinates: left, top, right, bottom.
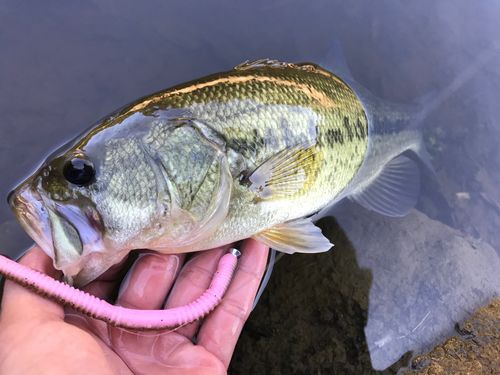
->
95, 137, 157, 239
173, 67, 368, 199
130, 62, 369, 248
127, 66, 366, 226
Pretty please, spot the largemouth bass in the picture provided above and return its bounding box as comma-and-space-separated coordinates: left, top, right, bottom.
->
8, 42, 432, 286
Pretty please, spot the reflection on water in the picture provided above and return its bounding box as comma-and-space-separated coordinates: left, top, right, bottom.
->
1, 0, 500, 373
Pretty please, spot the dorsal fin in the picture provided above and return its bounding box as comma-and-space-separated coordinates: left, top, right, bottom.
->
234, 59, 318, 72
319, 40, 355, 81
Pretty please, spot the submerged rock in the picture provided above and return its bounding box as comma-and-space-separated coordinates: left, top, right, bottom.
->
334, 202, 500, 370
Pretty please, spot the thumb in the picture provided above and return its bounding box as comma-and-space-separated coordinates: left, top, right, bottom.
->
1, 245, 64, 324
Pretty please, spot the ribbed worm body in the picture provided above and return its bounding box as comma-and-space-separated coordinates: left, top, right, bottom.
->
0, 251, 239, 330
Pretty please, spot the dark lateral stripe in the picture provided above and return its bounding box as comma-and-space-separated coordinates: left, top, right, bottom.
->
356, 118, 367, 139
324, 129, 344, 147
343, 117, 354, 141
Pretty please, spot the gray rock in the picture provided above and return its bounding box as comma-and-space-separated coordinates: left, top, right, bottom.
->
334, 202, 500, 370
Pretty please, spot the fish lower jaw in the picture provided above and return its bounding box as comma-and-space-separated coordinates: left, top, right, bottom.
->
10, 186, 55, 260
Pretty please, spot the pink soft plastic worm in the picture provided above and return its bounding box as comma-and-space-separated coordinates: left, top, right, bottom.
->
0, 249, 240, 330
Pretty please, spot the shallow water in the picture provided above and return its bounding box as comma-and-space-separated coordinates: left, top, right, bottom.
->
1, 0, 499, 372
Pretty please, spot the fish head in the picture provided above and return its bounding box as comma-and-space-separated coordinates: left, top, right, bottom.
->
8, 146, 120, 286
9, 116, 232, 286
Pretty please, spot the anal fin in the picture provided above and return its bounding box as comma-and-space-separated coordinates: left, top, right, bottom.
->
252, 217, 333, 254
349, 155, 420, 217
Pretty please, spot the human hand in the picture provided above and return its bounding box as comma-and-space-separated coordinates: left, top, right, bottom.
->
0, 239, 269, 375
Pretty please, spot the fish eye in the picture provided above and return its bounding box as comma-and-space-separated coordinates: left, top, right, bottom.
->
63, 153, 95, 186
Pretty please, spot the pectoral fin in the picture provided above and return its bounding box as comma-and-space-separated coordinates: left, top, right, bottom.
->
349, 155, 420, 217
252, 217, 333, 254
245, 141, 319, 200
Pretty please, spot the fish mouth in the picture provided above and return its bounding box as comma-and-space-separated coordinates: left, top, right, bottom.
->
9, 183, 106, 285
9, 185, 55, 260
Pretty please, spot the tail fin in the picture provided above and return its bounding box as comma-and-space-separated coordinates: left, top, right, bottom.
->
407, 92, 437, 174
410, 132, 435, 174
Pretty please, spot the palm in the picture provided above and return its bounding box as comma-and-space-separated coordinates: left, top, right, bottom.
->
0, 240, 269, 375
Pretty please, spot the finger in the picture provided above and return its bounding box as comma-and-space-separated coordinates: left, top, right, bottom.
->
197, 238, 269, 368
1, 245, 65, 324
115, 252, 186, 310
80, 255, 131, 301
164, 245, 229, 338
64, 254, 133, 333
67, 251, 186, 337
